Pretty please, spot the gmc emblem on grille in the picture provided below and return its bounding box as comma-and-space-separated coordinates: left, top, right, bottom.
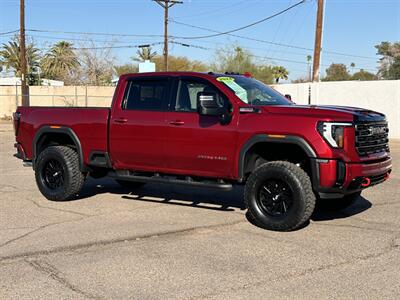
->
370, 126, 386, 135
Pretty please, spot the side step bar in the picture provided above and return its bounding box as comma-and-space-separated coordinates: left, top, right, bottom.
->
109, 170, 233, 191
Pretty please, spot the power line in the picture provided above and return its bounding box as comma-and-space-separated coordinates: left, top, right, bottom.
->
170, 19, 312, 50
0, 29, 19, 36
25, 34, 160, 46
173, 0, 306, 40
25, 25, 374, 60
277, 0, 314, 58
168, 41, 377, 72
170, 41, 209, 50
72, 42, 163, 50
172, 0, 248, 20
170, 20, 377, 60
27, 29, 164, 38
265, 0, 295, 57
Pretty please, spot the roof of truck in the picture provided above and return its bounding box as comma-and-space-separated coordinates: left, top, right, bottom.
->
119, 71, 246, 79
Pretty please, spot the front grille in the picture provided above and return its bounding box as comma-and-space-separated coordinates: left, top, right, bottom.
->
355, 122, 389, 156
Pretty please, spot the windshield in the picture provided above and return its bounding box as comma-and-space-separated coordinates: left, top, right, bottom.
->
216, 76, 292, 106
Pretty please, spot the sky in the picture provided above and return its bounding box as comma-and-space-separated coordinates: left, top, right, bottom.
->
1, 0, 399, 81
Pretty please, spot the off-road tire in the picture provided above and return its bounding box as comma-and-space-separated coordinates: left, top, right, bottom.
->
316, 192, 360, 211
244, 161, 316, 231
35, 146, 85, 201
116, 180, 146, 189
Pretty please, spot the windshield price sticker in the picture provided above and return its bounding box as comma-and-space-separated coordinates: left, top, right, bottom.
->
217, 77, 249, 103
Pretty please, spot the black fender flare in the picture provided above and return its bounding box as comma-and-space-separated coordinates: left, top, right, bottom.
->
237, 134, 317, 181
32, 126, 85, 171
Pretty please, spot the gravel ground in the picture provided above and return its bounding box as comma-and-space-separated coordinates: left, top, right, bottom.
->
1, 122, 399, 299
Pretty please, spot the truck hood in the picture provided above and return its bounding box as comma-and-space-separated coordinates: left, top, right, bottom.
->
263, 104, 386, 122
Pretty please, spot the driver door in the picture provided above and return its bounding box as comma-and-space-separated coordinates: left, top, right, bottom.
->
164, 77, 238, 178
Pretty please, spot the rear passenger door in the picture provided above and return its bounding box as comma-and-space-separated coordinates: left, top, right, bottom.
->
164, 77, 237, 178
109, 77, 170, 171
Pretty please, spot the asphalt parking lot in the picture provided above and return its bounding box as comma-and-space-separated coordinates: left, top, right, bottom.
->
1, 122, 399, 299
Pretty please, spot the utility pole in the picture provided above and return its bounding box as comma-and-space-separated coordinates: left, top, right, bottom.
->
20, 0, 29, 106
153, 0, 183, 71
312, 0, 324, 82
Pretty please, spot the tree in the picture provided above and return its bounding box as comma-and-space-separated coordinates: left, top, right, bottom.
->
252, 65, 274, 84
322, 63, 350, 81
386, 56, 400, 80
351, 69, 376, 81
271, 66, 289, 83
133, 46, 157, 62
151, 55, 208, 72
0, 37, 40, 84
350, 62, 355, 73
77, 42, 116, 85
375, 41, 400, 79
211, 45, 275, 84
292, 76, 309, 83
41, 41, 80, 84
114, 63, 138, 76
212, 46, 253, 74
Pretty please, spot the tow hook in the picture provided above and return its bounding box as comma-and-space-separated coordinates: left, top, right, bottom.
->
384, 172, 390, 180
361, 177, 371, 187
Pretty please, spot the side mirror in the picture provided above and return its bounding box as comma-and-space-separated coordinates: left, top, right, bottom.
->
197, 92, 225, 116
284, 94, 292, 101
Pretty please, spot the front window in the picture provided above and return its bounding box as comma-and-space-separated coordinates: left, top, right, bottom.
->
174, 78, 231, 112
216, 76, 292, 106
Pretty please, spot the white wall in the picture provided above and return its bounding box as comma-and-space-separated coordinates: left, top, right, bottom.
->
271, 80, 400, 139
0, 85, 115, 118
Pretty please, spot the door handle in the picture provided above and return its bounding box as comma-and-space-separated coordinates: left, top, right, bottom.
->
114, 118, 128, 123
169, 120, 185, 126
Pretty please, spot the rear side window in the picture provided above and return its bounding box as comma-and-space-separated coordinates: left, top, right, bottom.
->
123, 79, 168, 111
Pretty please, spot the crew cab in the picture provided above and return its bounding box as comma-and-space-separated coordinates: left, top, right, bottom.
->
13, 72, 392, 231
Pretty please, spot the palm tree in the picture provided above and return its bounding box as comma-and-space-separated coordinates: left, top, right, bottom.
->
272, 66, 289, 83
133, 46, 157, 62
0, 38, 40, 78
350, 62, 355, 74
41, 41, 80, 80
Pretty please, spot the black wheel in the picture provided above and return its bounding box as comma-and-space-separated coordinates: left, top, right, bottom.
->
244, 161, 315, 231
35, 146, 85, 201
316, 192, 360, 211
116, 180, 146, 189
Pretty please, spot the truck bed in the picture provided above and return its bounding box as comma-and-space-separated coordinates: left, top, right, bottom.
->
15, 106, 110, 165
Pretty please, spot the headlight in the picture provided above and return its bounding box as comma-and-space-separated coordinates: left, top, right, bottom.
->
317, 122, 353, 148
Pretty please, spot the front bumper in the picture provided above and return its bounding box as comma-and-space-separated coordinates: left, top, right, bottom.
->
311, 156, 392, 199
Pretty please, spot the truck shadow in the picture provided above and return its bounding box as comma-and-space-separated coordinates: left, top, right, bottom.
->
311, 195, 372, 221
79, 178, 372, 223
79, 177, 246, 211
120, 185, 246, 212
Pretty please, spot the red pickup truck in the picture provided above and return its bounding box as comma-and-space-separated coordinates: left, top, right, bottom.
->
13, 72, 392, 231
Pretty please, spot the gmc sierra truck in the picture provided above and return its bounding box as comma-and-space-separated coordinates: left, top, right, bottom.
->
13, 72, 392, 231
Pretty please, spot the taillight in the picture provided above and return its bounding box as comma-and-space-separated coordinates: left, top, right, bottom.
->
13, 112, 21, 136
